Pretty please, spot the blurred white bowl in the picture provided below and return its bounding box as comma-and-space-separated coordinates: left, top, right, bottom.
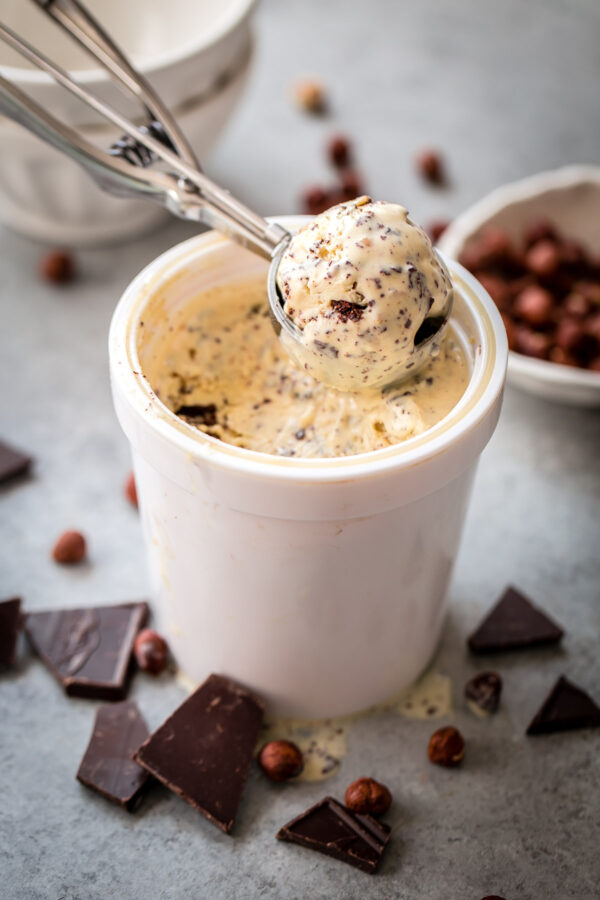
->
0, 0, 256, 244
439, 166, 600, 407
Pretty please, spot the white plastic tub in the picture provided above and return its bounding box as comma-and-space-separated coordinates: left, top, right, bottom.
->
109, 220, 507, 717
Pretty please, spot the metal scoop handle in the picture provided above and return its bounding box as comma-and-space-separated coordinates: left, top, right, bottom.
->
0, 7, 290, 261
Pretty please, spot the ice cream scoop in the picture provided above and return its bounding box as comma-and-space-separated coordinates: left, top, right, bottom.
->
271, 197, 454, 390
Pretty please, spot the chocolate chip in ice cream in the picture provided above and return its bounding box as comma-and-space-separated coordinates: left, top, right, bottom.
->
175, 403, 218, 426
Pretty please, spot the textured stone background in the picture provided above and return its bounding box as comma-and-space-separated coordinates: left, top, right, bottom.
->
1, 1, 599, 898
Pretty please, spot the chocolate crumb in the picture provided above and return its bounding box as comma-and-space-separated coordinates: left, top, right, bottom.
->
330, 300, 365, 322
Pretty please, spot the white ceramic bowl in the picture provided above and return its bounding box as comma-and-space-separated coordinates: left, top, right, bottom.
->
0, 0, 256, 244
109, 219, 508, 717
439, 166, 600, 406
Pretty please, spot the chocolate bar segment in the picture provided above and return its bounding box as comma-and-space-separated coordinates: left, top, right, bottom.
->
0, 597, 22, 668
527, 676, 600, 735
135, 673, 265, 834
77, 701, 151, 810
277, 796, 391, 874
468, 586, 564, 653
0, 439, 31, 485
25, 602, 148, 700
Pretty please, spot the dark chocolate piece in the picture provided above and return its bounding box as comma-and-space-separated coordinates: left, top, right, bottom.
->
0, 597, 21, 668
468, 586, 564, 653
277, 796, 391, 874
77, 701, 151, 810
526, 676, 600, 736
25, 602, 148, 700
0, 439, 31, 485
135, 673, 265, 833
465, 671, 502, 714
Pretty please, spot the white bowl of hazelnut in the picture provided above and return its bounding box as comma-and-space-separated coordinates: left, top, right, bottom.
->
439, 165, 600, 406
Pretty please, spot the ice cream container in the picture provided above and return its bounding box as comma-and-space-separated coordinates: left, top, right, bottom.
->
109, 218, 508, 717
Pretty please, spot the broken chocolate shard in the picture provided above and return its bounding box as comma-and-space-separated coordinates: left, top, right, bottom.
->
468, 586, 564, 654
0, 439, 31, 485
25, 602, 148, 700
135, 673, 265, 834
0, 597, 22, 668
526, 676, 600, 736
277, 796, 391, 874
175, 403, 218, 426
77, 700, 151, 810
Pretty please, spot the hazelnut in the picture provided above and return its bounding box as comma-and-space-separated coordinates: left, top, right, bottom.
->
258, 740, 304, 782
427, 726, 465, 767
40, 250, 76, 284
576, 281, 600, 307
125, 471, 138, 508
344, 777, 392, 816
523, 218, 556, 247
549, 346, 579, 367
588, 356, 600, 372
52, 530, 86, 564
339, 169, 365, 201
480, 896, 507, 900
293, 79, 327, 114
477, 273, 512, 311
513, 285, 554, 326
301, 185, 330, 216
478, 226, 513, 262
584, 312, 600, 342
427, 219, 450, 244
564, 292, 589, 318
525, 240, 561, 277
514, 326, 551, 360
555, 316, 584, 353
415, 149, 445, 185
133, 628, 169, 674
328, 135, 352, 168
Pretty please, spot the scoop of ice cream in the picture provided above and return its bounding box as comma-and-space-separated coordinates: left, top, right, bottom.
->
276, 196, 453, 390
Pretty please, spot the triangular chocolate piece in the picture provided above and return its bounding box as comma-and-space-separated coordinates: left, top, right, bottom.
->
527, 676, 600, 735
277, 796, 391, 874
25, 602, 148, 700
0, 439, 31, 485
135, 674, 265, 834
468, 586, 563, 653
0, 597, 22, 668
77, 701, 151, 810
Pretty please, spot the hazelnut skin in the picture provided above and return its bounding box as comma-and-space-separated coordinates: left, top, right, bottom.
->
427, 726, 465, 767
133, 629, 169, 675
52, 530, 86, 564
125, 471, 138, 508
258, 740, 304, 782
345, 777, 392, 816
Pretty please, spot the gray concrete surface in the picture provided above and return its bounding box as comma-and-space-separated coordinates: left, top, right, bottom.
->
1, 1, 599, 898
